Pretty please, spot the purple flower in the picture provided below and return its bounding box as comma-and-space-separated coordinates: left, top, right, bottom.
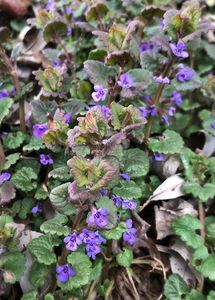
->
139, 41, 155, 53
0, 172, 11, 184
176, 67, 195, 82
87, 208, 109, 228
99, 189, 108, 196
211, 123, 215, 129
0, 89, 9, 99
56, 264, 75, 283
64, 233, 82, 251
112, 195, 123, 207
162, 114, 170, 126
149, 105, 157, 117
139, 106, 148, 118
86, 243, 102, 260
169, 40, 189, 58
122, 199, 137, 210
154, 152, 164, 161
65, 5, 73, 15
32, 203, 42, 215
33, 123, 47, 138
64, 113, 71, 124
168, 106, 176, 116
101, 106, 111, 119
92, 85, 108, 102
123, 219, 137, 245
171, 90, 182, 106
80, 229, 106, 244
39, 154, 53, 165
45, 0, 56, 11
120, 173, 131, 181
154, 75, 170, 84
67, 26, 72, 36
117, 74, 134, 89
52, 60, 61, 67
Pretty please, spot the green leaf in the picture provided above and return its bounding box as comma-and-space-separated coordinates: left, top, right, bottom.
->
116, 248, 133, 267
31, 100, 57, 123
48, 166, 71, 181
0, 214, 13, 226
84, 60, 117, 87
43, 20, 67, 42
172, 73, 202, 92
1, 153, 20, 171
23, 136, 45, 152
205, 216, 215, 247
172, 215, 203, 249
140, 50, 167, 72
30, 262, 53, 287
203, 117, 215, 136
90, 259, 103, 281
207, 291, 215, 300
183, 182, 215, 202
40, 213, 70, 236
35, 187, 48, 200
0, 98, 13, 124
101, 221, 127, 240
44, 294, 55, 300
113, 180, 142, 199
21, 291, 38, 300
164, 274, 190, 300
27, 234, 60, 265
57, 252, 92, 291
198, 254, 215, 281
0, 26, 11, 42
3, 131, 25, 150
186, 290, 205, 300
0, 252, 25, 283
123, 148, 149, 178
85, 2, 108, 21
12, 197, 34, 219
12, 167, 37, 192
148, 130, 183, 154
49, 183, 76, 215
68, 156, 102, 188
96, 196, 118, 229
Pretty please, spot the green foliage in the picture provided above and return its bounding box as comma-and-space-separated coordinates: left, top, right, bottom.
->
43, 20, 67, 42
12, 167, 37, 191
148, 130, 183, 154
96, 196, 118, 229
30, 261, 53, 287
0, 252, 25, 283
183, 182, 215, 202
21, 291, 38, 300
40, 213, 70, 236
3, 131, 25, 150
27, 234, 60, 265
0, 98, 13, 124
113, 180, 142, 199
57, 252, 92, 291
23, 136, 45, 152
101, 221, 127, 240
123, 148, 149, 178
116, 248, 133, 267
164, 274, 190, 300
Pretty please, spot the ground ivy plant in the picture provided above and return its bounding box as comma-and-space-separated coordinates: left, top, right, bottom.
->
1, 0, 215, 299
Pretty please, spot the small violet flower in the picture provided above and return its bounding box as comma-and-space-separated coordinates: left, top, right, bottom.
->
176, 67, 195, 82
80, 229, 106, 260
171, 90, 182, 106
149, 105, 157, 117
169, 40, 189, 58
117, 73, 134, 89
32, 203, 42, 215
92, 85, 108, 102
154, 75, 170, 84
39, 154, 53, 165
139, 41, 155, 53
85, 243, 103, 260
120, 173, 131, 181
154, 152, 164, 161
0, 172, 11, 184
45, 0, 56, 11
162, 114, 170, 126
99, 189, 109, 196
123, 219, 137, 245
0, 89, 9, 99
56, 264, 75, 283
87, 208, 109, 228
64, 113, 71, 124
101, 106, 111, 119
122, 199, 137, 210
33, 123, 47, 138
168, 106, 176, 116
112, 195, 123, 207
139, 106, 148, 118
211, 123, 215, 129
64, 233, 82, 251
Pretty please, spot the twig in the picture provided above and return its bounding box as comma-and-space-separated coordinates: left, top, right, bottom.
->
126, 268, 140, 300
104, 279, 114, 300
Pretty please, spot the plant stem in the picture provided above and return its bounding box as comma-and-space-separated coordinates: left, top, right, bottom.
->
145, 59, 175, 141
0, 142, 5, 165
0, 45, 25, 132
197, 201, 205, 292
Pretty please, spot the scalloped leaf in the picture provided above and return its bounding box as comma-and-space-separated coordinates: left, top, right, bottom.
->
43, 20, 67, 42
0, 252, 25, 283
123, 148, 149, 178
164, 274, 190, 300
116, 248, 133, 267
183, 182, 215, 202
0, 181, 16, 205
12, 167, 37, 192
101, 221, 127, 240
148, 130, 183, 154
23, 136, 45, 152
0, 98, 13, 124
27, 234, 60, 265
172, 74, 202, 92
57, 252, 92, 291
203, 117, 215, 136
3, 131, 25, 150
40, 213, 70, 236
84, 60, 117, 87
112, 180, 142, 199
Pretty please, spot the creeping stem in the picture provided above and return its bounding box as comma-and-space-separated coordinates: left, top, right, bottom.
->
145, 59, 175, 141
0, 45, 25, 132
